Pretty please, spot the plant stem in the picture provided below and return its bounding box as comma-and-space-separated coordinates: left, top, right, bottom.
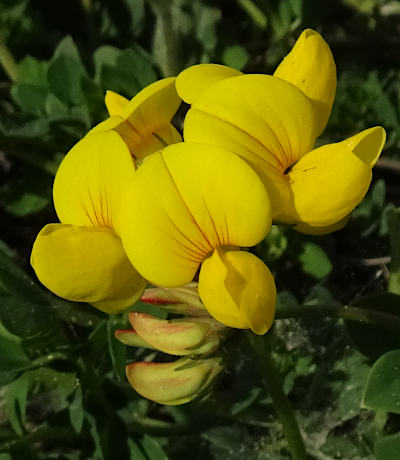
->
246, 332, 308, 460
0, 37, 18, 81
236, 0, 268, 29
275, 304, 400, 332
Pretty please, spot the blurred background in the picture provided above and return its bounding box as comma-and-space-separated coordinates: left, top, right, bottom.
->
1, 0, 400, 459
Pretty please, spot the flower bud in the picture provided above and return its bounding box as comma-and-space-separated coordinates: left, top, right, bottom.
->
114, 329, 156, 349
128, 312, 225, 356
126, 356, 223, 405
141, 283, 208, 316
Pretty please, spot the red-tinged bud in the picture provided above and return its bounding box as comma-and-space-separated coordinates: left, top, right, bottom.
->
128, 312, 226, 356
141, 283, 208, 316
114, 329, 156, 349
126, 356, 223, 405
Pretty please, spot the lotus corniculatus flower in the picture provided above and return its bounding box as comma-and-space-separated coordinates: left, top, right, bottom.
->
31, 79, 182, 312
119, 142, 277, 334
176, 29, 386, 234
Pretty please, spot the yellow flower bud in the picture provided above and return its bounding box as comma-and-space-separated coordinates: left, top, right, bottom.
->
127, 312, 224, 356
126, 357, 223, 405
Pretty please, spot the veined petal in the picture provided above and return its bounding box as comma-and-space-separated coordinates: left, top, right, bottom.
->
31, 224, 146, 313
53, 130, 135, 235
105, 90, 129, 116
274, 29, 336, 136
121, 143, 271, 287
288, 127, 386, 226
176, 63, 243, 104
198, 249, 276, 334
184, 75, 317, 219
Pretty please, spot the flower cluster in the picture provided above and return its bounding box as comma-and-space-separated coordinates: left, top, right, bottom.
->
31, 29, 385, 404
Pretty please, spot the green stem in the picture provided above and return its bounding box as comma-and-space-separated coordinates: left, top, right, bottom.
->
246, 332, 308, 460
236, 0, 268, 29
0, 38, 18, 81
275, 304, 400, 332
0, 426, 80, 452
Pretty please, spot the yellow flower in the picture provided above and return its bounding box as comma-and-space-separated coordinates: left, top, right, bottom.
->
176, 29, 386, 234
31, 131, 146, 313
31, 79, 182, 313
120, 142, 276, 334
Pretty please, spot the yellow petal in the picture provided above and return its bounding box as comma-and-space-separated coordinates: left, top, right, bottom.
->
294, 215, 349, 235
288, 127, 386, 226
274, 29, 336, 136
176, 63, 243, 104
94, 78, 182, 159
198, 249, 276, 334
31, 224, 146, 313
183, 74, 317, 221
120, 143, 271, 287
53, 130, 135, 235
105, 90, 129, 116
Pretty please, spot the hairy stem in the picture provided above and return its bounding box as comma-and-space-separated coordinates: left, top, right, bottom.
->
275, 303, 400, 331
247, 332, 308, 460
0, 38, 18, 81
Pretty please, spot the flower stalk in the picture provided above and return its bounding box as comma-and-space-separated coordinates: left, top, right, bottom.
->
246, 332, 308, 460
276, 304, 400, 332
0, 37, 18, 81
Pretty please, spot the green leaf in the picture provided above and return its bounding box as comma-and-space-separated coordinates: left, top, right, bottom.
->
86, 412, 105, 460
69, 385, 84, 434
48, 55, 84, 105
0, 333, 30, 378
11, 83, 48, 115
222, 45, 249, 70
372, 179, 386, 209
388, 207, 400, 294
363, 349, 400, 413
140, 435, 169, 460
4, 370, 31, 435
4, 192, 49, 216
0, 239, 65, 346
348, 292, 400, 360
10, 56, 49, 114
127, 438, 147, 460
376, 433, 400, 460
194, 4, 221, 54
95, 46, 156, 97
107, 318, 126, 381
299, 242, 332, 279
4, 367, 76, 435
150, 0, 182, 77
53, 36, 84, 64
17, 56, 48, 85
0, 454, 12, 460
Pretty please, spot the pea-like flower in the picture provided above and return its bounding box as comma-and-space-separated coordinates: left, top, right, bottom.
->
120, 142, 276, 334
31, 79, 182, 312
176, 29, 386, 234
